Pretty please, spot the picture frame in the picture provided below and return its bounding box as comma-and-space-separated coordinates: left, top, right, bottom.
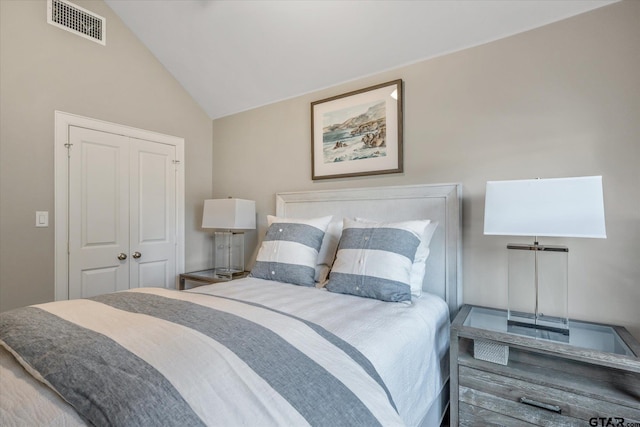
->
311, 79, 403, 180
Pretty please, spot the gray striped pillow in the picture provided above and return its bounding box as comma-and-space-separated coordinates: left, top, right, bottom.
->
251, 215, 332, 286
326, 218, 429, 302
355, 218, 437, 297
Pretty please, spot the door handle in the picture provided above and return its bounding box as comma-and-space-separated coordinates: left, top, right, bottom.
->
132, 251, 142, 259
117, 253, 127, 260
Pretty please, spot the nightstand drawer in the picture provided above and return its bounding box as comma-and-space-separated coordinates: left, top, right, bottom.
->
459, 365, 640, 426
459, 402, 538, 427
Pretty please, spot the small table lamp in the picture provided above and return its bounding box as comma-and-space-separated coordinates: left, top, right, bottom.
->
484, 176, 606, 338
202, 198, 256, 278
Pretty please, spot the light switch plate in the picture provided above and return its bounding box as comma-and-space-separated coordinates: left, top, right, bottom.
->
36, 211, 49, 227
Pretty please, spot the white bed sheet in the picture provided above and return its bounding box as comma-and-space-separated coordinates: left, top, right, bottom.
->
0, 278, 449, 427
188, 277, 451, 426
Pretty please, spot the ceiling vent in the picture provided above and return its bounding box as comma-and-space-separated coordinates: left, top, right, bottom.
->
47, 0, 106, 45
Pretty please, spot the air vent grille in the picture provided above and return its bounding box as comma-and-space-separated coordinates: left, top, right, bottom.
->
47, 0, 106, 45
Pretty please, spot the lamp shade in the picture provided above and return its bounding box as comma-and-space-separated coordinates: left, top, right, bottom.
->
202, 199, 256, 230
484, 176, 606, 238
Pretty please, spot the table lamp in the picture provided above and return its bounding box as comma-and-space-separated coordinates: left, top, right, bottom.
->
484, 176, 606, 338
202, 198, 256, 278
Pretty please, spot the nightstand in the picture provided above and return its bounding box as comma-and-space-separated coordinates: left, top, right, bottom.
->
178, 269, 250, 290
450, 305, 640, 427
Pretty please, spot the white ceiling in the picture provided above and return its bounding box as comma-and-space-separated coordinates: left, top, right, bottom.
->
104, 0, 616, 120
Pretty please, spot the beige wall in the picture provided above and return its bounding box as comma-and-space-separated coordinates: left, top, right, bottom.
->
0, 0, 213, 311
212, 1, 640, 338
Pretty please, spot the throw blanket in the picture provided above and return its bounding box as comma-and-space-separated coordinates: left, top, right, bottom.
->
0, 288, 404, 427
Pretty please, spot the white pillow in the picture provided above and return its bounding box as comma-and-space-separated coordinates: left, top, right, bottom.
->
315, 219, 343, 280
251, 215, 332, 287
317, 220, 343, 266
326, 218, 429, 302
314, 263, 330, 286
409, 221, 438, 296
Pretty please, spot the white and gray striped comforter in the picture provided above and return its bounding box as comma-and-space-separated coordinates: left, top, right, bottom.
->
0, 278, 450, 427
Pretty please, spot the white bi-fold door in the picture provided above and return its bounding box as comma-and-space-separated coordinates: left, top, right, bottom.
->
68, 126, 177, 299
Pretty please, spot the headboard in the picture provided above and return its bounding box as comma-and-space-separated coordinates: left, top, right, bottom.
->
276, 183, 462, 318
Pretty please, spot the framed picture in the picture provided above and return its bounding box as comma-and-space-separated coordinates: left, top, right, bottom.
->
311, 79, 403, 180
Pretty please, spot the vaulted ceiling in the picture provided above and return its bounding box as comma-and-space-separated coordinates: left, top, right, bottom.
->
104, 0, 616, 119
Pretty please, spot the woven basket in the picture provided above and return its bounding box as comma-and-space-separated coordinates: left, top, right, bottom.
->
474, 339, 509, 365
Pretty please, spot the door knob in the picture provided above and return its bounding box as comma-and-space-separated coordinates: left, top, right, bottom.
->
117, 253, 127, 260
132, 251, 142, 259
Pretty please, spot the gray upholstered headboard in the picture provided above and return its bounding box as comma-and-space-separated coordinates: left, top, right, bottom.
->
276, 183, 462, 318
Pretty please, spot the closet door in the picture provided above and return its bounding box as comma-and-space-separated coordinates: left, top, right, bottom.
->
68, 129, 177, 299
129, 138, 176, 289
69, 127, 130, 298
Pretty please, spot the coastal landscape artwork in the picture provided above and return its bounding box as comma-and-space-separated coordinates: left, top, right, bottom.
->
311, 80, 403, 180
322, 99, 387, 164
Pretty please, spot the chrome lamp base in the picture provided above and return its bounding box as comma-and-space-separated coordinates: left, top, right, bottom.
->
507, 241, 569, 342
507, 317, 570, 343
214, 231, 245, 279
213, 267, 245, 280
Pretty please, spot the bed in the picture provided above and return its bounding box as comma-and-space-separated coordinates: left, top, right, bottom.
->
0, 183, 462, 426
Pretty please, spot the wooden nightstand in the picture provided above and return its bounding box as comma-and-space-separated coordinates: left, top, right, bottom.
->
178, 269, 250, 290
450, 305, 640, 427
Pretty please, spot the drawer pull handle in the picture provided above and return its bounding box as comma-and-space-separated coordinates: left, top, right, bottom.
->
520, 397, 561, 414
